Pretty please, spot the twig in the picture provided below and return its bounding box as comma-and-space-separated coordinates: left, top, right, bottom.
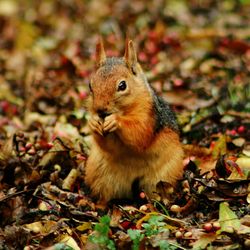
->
0, 189, 34, 203
224, 110, 250, 119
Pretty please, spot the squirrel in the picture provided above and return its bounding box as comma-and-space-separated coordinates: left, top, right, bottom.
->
85, 38, 184, 205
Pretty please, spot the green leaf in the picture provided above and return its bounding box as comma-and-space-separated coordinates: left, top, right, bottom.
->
127, 229, 143, 241
142, 215, 166, 236
100, 215, 111, 225
54, 243, 74, 250
240, 0, 250, 4
219, 202, 241, 233
107, 240, 116, 250
89, 215, 115, 250
212, 134, 227, 159
127, 229, 144, 250
159, 240, 170, 250
148, 215, 165, 225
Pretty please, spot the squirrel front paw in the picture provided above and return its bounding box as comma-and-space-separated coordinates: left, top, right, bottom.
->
103, 114, 119, 134
88, 115, 103, 136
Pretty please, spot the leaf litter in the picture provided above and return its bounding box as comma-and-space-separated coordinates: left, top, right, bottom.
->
0, 0, 250, 249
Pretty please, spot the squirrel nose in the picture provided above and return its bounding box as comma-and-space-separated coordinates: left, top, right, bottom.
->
97, 109, 110, 119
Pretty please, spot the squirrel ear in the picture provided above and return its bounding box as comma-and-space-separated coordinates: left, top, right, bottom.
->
124, 39, 138, 73
96, 37, 106, 67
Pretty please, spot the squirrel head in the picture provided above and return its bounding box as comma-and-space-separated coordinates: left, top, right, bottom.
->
88, 38, 152, 119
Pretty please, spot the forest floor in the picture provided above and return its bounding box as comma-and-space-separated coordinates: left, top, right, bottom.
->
0, 1, 250, 249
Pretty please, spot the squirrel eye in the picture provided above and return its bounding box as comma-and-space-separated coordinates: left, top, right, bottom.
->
117, 80, 127, 91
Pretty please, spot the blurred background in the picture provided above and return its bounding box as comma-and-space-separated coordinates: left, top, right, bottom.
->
0, 0, 249, 144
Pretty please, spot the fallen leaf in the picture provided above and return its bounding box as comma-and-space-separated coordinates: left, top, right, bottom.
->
191, 233, 217, 249
236, 157, 250, 169
24, 221, 57, 234
58, 234, 81, 250
212, 134, 227, 159
232, 138, 246, 147
62, 169, 79, 191
219, 202, 241, 233
76, 222, 92, 232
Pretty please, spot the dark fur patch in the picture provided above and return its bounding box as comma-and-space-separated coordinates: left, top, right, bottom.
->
153, 94, 179, 134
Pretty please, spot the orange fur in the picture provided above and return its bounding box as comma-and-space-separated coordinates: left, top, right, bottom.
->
85, 39, 184, 205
